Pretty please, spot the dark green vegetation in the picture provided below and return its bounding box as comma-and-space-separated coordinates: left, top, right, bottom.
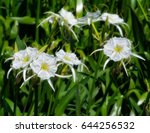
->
0, 0, 150, 116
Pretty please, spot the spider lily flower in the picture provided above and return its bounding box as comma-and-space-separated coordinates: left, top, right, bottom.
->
29, 52, 71, 91
39, 8, 79, 40
56, 49, 82, 82
99, 13, 128, 36
77, 10, 101, 25
29, 53, 57, 91
6, 47, 38, 79
91, 37, 145, 75
59, 8, 78, 27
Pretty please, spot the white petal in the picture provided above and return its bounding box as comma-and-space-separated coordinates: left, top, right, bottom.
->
45, 11, 60, 18
20, 74, 36, 88
131, 53, 145, 61
103, 58, 111, 70
57, 62, 64, 67
55, 74, 72, 78
69, 65, 76, 82
16, 70, 23, 78
69, 27, 79, 41
81, 63, 89, 72
38, 16, 54, 27
23, 69, 27, 81
47, 79, 55, 91
115, 24, 123, 36
7, 68, 13, 79
5, 57, 14, 63
121, 61, 128, 76
90, 48, 103, 56
38, 71, 51, 80
76, 0, 83, 15
110, 52, 122, 61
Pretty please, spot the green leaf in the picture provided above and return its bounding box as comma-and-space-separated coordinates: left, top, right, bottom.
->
39, 44, 48, 52
10, 21, 19, 39
55, 85, 76, 115
130, 7, 145, 49
15, 36, 26, 50
11, 16, 35, 25
137, 92, 148, 106
4, 98, 22, 116
110, 95, 123, 116
129, 97, 142, 114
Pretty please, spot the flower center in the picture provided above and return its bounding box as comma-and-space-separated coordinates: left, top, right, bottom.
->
64, 55, 72, 62
41, 63, 49, 71
22, 55, 30, 63
114, 44, 123, 53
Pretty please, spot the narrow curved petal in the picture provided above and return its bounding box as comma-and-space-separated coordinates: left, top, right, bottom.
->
45, 11, 60, 18
37, 16, 53, 27
23, 69, 27, 81
131, 53, 145, 61
121, 61, 128, 76
20, 74, 36, 88
90, 48, 103, 56
16, 70, 23, 78
115, 25, 123, 37
5, 57, 14, 63
47, 79, 55, 91
57, 63, 64, 67
7, 68, 13, 79
81, 63, 89, 72
55, 74, 72, 78
69, 27, 79, 41
69, 65, 76, 82
103, 58, 111, 70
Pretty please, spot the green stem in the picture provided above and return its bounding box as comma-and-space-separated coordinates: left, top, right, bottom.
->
91, 23, 101, 43
0, 0, 2, 15
76, 85, 81, 115
27, 0, 31, 16
35, 0, 40, 42
137, 0, 148, 21
23, 86, 32, 115
13, 78, 18, 116
47, 95, 53, 116
13, 88, 17, 116
34, 87, 38, 116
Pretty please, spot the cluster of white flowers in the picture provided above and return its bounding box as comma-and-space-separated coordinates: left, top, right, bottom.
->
7, 7, 145, 89
6, 47, 82, 91
39, 8, 127, 40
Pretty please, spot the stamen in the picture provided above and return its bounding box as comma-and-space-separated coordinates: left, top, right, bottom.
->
41, 63, 49, 71
114, 44, 123, 53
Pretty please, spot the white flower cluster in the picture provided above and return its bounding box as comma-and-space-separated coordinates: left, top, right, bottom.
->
39, 8, 127, 40
6, 47, 82, 91
7, 8, 145, 88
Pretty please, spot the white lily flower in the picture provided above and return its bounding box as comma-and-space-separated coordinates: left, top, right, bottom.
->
29, 52, 71, 91
59, 8, 78, 27
77, 10, 101, 25
6, 47, 38, 79
91, 37, 145, 75
99, 13, 127, 36
30, 53, 57, 91
56, 49, 81, 82
39, 8, 79, 40
56, 49, 81, 66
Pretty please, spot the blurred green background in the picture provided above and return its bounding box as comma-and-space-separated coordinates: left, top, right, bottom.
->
0, 0, 150, 116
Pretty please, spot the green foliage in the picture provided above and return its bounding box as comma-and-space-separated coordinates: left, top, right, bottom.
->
0, 0, 150, 116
